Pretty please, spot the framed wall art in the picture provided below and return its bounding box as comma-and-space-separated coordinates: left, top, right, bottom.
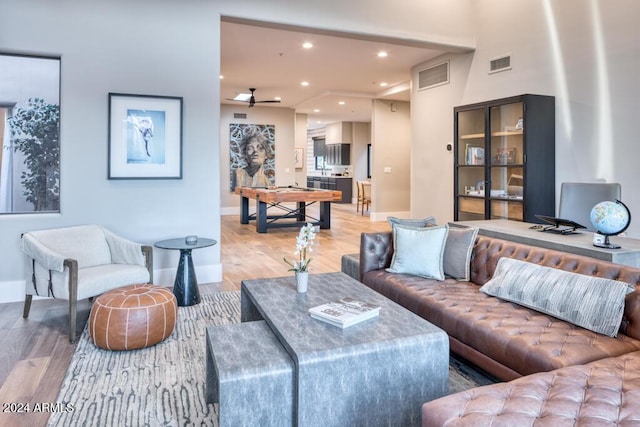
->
294, 147, 304, 169
229, 123, 275, 191
108, 93, 183, 179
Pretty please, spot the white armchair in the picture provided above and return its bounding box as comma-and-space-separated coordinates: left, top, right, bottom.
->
19, 225, 153, 343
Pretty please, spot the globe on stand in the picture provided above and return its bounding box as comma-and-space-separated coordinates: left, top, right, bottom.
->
590, 200, 631, 249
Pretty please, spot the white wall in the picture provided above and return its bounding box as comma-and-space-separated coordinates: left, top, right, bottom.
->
351, 122, 371, 202
412, 0, 640, 237
371, 99, 411, 220
219, 104, 296, 214
411, 54, 474, 223
295, 113, 309, 186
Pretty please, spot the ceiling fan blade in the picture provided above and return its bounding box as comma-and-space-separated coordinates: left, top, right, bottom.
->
228, 88, 280, 107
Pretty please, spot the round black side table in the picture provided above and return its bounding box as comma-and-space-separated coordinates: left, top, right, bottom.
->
154, 237, 217, 306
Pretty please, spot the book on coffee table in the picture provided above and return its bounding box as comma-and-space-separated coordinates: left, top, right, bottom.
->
308, 297, 381, 329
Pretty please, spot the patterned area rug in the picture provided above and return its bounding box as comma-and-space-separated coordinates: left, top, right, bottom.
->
49, 291, 495, 426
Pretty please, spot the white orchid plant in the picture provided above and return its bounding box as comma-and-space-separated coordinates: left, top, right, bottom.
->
284, 223, 317, 272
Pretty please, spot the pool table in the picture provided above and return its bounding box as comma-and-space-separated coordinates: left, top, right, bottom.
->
234, 186, 342, 233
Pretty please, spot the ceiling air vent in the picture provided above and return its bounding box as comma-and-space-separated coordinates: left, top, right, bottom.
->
489, 55, 511, 74
233, 113, 247, 119
418, 61, 449, 90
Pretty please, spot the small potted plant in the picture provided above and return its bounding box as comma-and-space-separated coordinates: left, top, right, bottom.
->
284, 223, 316, 293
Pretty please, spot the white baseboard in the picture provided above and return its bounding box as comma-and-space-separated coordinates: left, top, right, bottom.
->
370, 211, 410, 222
221, 206, 240, 216
0, 263, 223, 305
0, 279, 31, 304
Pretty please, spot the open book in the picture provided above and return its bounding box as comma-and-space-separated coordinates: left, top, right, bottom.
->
309, 297, 381, 329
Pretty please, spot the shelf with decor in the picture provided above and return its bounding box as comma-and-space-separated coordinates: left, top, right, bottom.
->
453, 94, 555, 222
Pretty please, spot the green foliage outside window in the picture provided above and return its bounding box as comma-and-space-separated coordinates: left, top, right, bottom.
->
8, 98, 60, 211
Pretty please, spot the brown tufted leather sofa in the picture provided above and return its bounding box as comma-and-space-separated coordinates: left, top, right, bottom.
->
360, 232, 640, 425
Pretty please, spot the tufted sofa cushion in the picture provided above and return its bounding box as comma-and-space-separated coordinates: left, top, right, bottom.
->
360, 233, 640, 381
422, 350, 640, 427
470, 236, 640, 340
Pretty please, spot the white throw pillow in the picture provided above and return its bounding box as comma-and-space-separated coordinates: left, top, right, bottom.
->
386, 224, 449, 280
479, 257, 634, 337
387, 216, 437, 229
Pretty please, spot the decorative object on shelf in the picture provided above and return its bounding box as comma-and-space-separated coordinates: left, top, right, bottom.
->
590, 200, 631, 249
108, 93, 183, 179
185, 235, 198, 245
515, 117, 524, 130
464, 144, 485, 165
283, 223, 316, 293
494, 147, 517, 165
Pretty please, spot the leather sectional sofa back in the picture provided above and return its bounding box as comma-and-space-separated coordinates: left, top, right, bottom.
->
360, 232, 640, 341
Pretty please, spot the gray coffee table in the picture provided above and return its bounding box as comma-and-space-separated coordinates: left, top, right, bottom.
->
241, 272, 449, 426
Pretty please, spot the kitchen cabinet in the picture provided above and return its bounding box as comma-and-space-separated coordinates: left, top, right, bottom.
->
334, 177, 353, 202
306, 177, 352, 203
325, 122, 353, 145
454, 94, 555, 222
325, 144, 351, 165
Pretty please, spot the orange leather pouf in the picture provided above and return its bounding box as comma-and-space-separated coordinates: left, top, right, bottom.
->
89, 284, 178, 350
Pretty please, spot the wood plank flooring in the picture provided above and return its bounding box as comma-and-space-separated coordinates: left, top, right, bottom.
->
0, 203, 389, 427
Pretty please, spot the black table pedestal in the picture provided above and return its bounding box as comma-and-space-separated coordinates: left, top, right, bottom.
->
174, 248, 201, 306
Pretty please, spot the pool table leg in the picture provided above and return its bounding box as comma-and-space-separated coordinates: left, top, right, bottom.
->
256, 200, 268, 233
319, 201, 331, 229
240, 196, 250, 224
297, 201, 306, 221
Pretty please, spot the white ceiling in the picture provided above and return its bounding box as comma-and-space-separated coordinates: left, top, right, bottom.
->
220, 20, 448, 128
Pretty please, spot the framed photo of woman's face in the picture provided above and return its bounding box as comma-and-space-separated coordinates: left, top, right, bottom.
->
229, 123, 275, 191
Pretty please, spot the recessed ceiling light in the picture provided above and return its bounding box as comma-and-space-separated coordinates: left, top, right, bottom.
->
313, 109, 320, 113
302, 42, 313, 49
301, 81, 310, 86
219, 75, 224, 79
379, 82, 388, 87
338, 101, 346, 105
377, 51, 388, 58
274, 96, 281, 101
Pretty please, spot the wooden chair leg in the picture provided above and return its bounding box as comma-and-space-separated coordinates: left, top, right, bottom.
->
69, 298, 78, 344
66, 258, 79, 343
23, 294, 33, 319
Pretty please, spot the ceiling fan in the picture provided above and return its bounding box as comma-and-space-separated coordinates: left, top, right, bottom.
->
228, 88, 281, 108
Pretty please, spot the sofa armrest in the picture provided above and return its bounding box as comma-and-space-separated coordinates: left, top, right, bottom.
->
102, 227, 146, 266
142, 245, 153, 283
360, 232, 393, 278
20, 233, 67, 272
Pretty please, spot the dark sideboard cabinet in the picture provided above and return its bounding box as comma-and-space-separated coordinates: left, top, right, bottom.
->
306, 177, 352, 203
454, 94, 555, 223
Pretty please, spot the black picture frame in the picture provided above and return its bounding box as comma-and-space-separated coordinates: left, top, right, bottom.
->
108, 93, 183, 179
